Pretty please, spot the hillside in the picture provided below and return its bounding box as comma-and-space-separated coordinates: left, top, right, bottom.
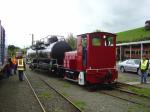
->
116, 27, 150, 43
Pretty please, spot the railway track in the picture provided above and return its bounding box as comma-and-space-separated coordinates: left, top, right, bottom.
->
24, 73, 46, 112
24, 72, 82, 112
99, 82, 150, 107
40, 78, 83, 112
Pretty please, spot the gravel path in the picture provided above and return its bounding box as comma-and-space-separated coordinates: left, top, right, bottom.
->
0, 74, 42, 112
27, 69, 150, 112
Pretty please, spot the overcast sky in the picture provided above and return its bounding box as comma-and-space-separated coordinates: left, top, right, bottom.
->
0, 0, 150, 48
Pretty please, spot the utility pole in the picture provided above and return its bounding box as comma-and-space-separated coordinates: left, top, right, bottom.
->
31, 34, 34, 46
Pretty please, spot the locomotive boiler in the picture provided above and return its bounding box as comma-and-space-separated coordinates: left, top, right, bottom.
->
27, 36, 72, 70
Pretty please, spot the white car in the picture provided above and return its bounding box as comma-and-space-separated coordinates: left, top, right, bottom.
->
118, 59, 141, 75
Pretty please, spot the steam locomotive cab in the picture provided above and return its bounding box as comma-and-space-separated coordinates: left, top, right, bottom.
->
64, 32, 118, 85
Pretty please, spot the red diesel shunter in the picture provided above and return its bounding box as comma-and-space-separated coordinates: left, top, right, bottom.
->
63, 32, 118, 85
27, 32, 118, 86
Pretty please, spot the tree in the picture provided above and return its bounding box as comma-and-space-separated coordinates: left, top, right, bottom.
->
7, 45, 20, 57
66, 33, 77, 50
145, 20, 150, 30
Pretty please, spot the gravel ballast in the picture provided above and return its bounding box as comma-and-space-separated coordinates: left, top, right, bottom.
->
25, 71, 81, 112
1, 69, 150, 112
27, 69, 150, 112
0, 74, 42, 112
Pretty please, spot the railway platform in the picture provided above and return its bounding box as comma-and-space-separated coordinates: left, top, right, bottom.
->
0, 74, 42, 112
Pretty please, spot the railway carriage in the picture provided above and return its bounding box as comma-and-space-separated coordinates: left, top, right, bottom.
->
0, 23, 6, 79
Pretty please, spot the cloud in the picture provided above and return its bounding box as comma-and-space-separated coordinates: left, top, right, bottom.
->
0, 0, 150, 47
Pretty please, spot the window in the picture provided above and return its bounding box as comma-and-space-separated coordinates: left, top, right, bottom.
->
134, 59, 140, 64
136, 51, 139, 54
146, 51, 148, 54
139, 51, 141, 54
82, 38, 87, 47
125, 51, 130, 54
127, 60, 134, 64
103, 35, 113, 46
131, 51, 135, 54
92, 37, 101, 46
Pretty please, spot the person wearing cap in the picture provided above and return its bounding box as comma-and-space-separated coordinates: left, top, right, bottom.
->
139, 54, 149, 84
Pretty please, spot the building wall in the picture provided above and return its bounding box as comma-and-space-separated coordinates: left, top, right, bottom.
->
117, 42, 150, 61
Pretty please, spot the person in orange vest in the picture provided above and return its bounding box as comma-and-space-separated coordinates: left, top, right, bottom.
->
17, 55, 26, 81
139, 54, 149, 84
12, 57, 17, 74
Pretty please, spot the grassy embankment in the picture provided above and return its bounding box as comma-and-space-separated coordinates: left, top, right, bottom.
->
117, 27, 150, 43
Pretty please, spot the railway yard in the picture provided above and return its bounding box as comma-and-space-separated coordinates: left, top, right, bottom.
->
0, 68, 150, 112
1, 1, 150, 112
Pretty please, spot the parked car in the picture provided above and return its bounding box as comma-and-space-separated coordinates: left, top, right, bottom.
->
118, 59, 142, 75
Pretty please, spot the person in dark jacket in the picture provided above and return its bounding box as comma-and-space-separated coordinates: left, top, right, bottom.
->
8, 58, 14, 76
139, 55, 149, 84
1, 58, 13, 78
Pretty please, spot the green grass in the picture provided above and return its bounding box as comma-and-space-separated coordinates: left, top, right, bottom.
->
74, 100, 86, 110
117, 27, 150, 43
39, 91, 51, 99
62, 83, 71, 88
128, 105, 150, 112
128, 86, 150, 97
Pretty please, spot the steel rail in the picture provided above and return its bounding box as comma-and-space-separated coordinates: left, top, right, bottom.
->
24, 73, 47, 112
100, 90, 144, 106
116, 81, 150, 98
116, 82, 144, 89
100, 82, 150, 108
40, 78, 83, 112
116, 88, 150, 99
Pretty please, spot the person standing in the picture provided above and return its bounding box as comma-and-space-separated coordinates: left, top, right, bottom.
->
17, 55, 26, 81
5, 58, 13, 77
139, 55, 149, 84
12, 57, 17, 74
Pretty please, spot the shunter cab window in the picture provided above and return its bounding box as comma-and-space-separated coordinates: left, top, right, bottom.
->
82, 38, 87, 47
103, 35, 113, 46
92, 37, 101, 46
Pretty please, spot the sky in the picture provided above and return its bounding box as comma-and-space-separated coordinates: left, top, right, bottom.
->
0, 0, 150, 48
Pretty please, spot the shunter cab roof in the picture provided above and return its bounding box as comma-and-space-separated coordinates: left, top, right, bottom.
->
77, 32, 116, 38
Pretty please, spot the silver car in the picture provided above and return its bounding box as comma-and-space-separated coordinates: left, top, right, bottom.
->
118, 59, 141, 75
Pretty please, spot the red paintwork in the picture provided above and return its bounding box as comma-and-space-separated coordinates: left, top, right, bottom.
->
64, 51, 77, 70
64, 32, 118, 84
86, 69, 118, 84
